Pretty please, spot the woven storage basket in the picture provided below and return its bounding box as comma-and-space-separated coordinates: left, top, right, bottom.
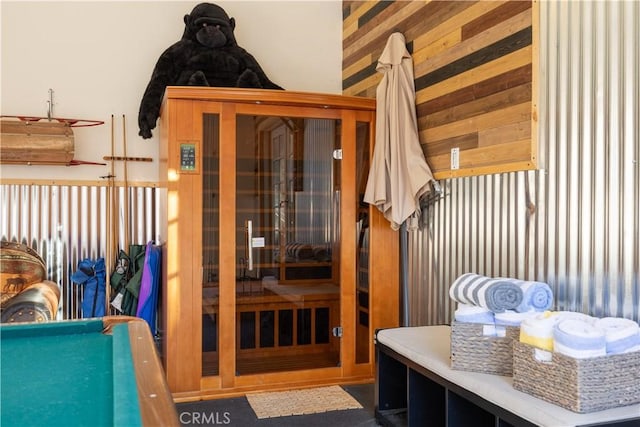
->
512, 341, 640, 413
450, 321, 520, 376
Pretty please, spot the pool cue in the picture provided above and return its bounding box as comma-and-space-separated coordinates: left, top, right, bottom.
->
103, 156, 152, 162
105, 114, 116, 312
122, 114, 130, 250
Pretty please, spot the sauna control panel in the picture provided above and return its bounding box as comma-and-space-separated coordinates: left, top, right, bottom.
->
179, 141, 199, 173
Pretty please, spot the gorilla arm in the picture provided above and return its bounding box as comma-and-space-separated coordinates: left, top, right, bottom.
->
137, 43, 187, 139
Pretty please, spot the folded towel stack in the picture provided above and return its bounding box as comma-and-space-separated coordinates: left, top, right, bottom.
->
553, 318, 607, 358
594, 317, 640, 355
454, 304, 495, 324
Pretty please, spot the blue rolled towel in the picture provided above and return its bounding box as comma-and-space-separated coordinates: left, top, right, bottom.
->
449, 273, 523, 313
454, 303, 495, 324
514, 280, 554, 313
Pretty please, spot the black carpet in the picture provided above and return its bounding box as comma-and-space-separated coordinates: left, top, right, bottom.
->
176, 383, 378, 426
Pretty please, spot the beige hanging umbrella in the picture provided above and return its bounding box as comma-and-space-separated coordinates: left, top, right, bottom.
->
364, 32, 435, 231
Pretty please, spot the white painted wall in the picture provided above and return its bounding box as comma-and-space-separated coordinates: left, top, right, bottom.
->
0, 1, 342, 182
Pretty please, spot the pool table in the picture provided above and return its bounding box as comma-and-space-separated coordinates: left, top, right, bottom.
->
1, 316, 179, 426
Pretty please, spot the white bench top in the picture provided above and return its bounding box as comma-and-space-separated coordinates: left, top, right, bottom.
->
377, 325, 640, 427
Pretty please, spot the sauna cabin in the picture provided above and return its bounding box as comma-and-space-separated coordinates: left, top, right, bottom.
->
159, 87, 399, 399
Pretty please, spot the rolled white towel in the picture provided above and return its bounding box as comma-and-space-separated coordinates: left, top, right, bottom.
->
454, 303, 495, 324
554, 311, 596, 324
494, 310, 538, 327
553, 319, 606, 359
594, 317, 640, 354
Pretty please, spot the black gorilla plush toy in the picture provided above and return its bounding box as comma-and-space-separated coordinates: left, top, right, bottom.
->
138, 2, 283, 139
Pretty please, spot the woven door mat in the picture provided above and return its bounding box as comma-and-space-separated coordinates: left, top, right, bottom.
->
246, 385, 363, 419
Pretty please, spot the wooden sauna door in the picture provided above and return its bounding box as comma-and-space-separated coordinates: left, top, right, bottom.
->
233, 113, 341, 375
201, 108, 342, 378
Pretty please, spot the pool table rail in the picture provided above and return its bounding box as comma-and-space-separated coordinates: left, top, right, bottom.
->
105, 316, 180, 426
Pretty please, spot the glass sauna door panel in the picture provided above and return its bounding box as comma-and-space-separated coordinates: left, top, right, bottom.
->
355, 121, 371, 365
202, 114, 220, 376
235, 114, 341, 375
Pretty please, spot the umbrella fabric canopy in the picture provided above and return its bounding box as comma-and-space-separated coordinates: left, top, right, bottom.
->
364, 32, 435, 230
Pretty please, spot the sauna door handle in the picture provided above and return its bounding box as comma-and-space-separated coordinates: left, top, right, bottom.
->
245, 219, 254, 271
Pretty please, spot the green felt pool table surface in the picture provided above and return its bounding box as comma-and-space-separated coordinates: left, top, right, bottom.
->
1, 317, 179, 426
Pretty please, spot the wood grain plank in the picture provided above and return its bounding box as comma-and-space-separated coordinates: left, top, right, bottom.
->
415, 27, 532, 91
530, 0, 540, 172
369, 208, 399, 332
342, 54, 373, 81
420, 82, 532, 128
415, 7, 532, 78
413, 29, 462, 66
342, 0, 360, 15
416, 45, 532, 104
164, 87, 375, 111
343, 1, 425, 67
427, 139, 531, 172
432, 160, 535, 180
462, 0, 532, 40
342, 1, 377, 36
357, 1, 395, 27
361, 86, 378, 99
218, 102, 237, 390
400, 1, 477, 46
423, 132, 479, 158
165, 99, 201, 393
343, 19, 359, 41
421, 101, 531, 141
343, 72, 382, 97
478, 120, 531, 147
343, 62, 377, 92
413, 1, 507, 52
417, 64, 531, 115
461, 139, 532, 167
339, 110, 358, 377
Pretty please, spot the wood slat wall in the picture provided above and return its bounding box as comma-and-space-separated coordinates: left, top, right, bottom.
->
342, 0, 537, 178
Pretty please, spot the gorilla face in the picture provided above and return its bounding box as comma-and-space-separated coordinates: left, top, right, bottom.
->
194, 18, 231, 48
183, 3, 237, 48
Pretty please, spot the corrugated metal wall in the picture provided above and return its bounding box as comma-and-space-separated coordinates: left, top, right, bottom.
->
298, 119, 336, 245
409, 0, 640, 325
0, 182, 161, 319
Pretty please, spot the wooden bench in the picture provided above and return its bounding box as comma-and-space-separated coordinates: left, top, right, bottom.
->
375, 325, 640, 427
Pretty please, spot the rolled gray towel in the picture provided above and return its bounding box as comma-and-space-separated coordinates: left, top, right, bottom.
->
286, 243, 314, 260
449, 273, 523, 313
